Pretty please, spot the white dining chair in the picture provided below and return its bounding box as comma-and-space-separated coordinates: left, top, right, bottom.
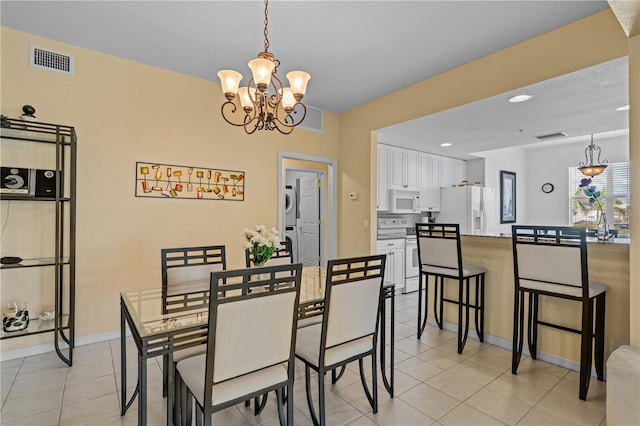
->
295, 254, 386, 426
175, 263, 302, 426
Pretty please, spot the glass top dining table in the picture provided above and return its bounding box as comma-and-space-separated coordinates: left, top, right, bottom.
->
119, 266, 396, 426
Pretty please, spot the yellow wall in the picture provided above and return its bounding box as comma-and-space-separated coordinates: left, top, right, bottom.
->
0, 27, 340, 350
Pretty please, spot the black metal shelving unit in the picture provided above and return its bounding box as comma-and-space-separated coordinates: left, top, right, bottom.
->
0, 118, 76, 366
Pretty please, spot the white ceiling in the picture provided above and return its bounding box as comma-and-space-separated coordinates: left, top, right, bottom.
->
1, 1, 628, 158
0, 0, 610, 114
377, 56, 629, 159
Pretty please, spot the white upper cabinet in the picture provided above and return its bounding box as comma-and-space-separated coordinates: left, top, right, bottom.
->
388, 145, 419, 191
440, 156, 467, 188
377, 144, 390, 211
419, 152, 441, 211
377, 144, 465, 212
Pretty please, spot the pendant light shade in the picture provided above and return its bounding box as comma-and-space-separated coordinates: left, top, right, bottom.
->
578, 135, 608, 178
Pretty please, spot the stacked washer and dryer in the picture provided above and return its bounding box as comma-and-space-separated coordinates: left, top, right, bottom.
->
284, 185, 299, 263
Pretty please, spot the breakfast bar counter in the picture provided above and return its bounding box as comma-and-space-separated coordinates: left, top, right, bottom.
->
429, 234, 630, 368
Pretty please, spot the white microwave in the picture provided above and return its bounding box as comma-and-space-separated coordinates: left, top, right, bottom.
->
389, 189, 420, 213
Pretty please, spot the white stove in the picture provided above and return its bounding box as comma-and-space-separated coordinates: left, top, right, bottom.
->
377, 217, 409, 240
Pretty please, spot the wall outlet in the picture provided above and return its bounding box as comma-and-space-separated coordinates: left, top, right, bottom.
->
363, 219, 369, 228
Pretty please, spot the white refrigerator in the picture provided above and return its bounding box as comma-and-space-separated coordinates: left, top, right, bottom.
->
437, 186, 496, 235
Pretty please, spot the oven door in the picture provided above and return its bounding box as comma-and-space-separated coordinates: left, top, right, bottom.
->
404, 237, 419, 293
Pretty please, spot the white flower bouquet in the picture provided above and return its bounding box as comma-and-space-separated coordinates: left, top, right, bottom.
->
241, 225, 282, 266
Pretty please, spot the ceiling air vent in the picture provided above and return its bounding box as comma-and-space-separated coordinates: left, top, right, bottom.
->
536, 132, 567, 141
297, 107, 323, 133
30, 47, 74, 75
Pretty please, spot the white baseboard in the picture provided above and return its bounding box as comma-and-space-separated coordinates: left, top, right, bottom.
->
427, 318, 604, 378
0, 329, 128, 362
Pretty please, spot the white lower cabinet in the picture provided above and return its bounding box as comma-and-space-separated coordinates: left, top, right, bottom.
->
404, 276, 419, 293
376, 239, 405, 292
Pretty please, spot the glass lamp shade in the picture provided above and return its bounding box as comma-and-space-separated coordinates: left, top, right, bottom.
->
248, 58, 275, 89
217, 70, 243, 96
279, 87, 296, 111
579, 164, 607, 177
238, 87, 257, 111
286, 71, 311, 98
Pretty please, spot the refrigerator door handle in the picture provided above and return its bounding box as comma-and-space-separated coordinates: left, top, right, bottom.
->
480, 189, 486, 234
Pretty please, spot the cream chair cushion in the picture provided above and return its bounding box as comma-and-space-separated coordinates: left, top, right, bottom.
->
421, 263, 485, 278
519, 279, 607, 298
295, 323, 373, 367
177, 354, 288, 406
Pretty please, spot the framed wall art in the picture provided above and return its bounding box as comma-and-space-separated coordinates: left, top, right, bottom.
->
500, 170, 516, 223
135, 162, 245, 201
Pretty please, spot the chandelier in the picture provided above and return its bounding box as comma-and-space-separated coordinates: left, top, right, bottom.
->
217, 0, 310, 135
578, 134, 608, 177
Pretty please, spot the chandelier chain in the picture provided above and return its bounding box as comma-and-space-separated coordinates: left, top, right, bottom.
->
263, 0, 269, 52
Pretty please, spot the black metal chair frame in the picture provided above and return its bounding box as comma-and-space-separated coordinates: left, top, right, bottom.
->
160, 245, 226, 424
295, 255, 386, 426
416, 223, 485, 354
176, 263, 303, 426
511, 225, 606, 400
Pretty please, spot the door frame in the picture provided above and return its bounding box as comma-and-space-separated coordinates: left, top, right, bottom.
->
278, 151, 337, 267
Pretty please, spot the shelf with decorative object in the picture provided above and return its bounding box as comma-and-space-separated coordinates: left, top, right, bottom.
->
0, 118, 76, 366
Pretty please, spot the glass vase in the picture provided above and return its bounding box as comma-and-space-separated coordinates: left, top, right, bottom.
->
596, 211, 609, 241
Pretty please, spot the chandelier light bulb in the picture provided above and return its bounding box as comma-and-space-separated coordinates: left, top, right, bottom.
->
217, 70, 243, 99
280, 87, 296, 111
287, 71, 311, 99
248, 57, 275, 91
238, 87, 256, 112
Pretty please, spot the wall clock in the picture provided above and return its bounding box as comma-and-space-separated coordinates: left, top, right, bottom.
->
541, 183, 554, 193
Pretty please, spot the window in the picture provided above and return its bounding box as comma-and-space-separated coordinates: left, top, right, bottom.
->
569, 162, 630, 236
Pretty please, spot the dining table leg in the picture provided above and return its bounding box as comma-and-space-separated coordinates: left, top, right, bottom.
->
138, 349, 147, 425
120, 303, 127, 416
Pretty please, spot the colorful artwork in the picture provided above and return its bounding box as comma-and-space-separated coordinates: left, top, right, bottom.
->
135, 162, 245, 201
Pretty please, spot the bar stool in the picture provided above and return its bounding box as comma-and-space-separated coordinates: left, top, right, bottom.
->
511, 225, 606, 400
416, 223, 485, 353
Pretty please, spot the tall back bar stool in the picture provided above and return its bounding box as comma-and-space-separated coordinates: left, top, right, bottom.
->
511, 225, 607, 400
415, 223, 485, 353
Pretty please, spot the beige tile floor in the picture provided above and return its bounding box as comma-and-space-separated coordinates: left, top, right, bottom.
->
0, 294, 607, 425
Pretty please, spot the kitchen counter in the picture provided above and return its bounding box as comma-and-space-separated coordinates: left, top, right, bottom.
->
459, 232, 631, 245
427, 234, 631, 369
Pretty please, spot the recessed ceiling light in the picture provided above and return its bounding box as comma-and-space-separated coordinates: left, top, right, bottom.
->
616, 104, 629, 111
508, 94, 533, 103
440, 143, 452, 147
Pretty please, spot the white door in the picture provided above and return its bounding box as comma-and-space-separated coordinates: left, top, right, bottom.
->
299, 175, 320, 267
